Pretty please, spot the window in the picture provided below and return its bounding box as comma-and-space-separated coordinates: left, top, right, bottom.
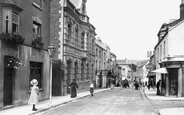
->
33, 21, 41, 37
164, 41, 166, 58
75, 28, 78, 47
104, 52, 106, 60
68, 24, 71, 43
30, 62, 43, 88
81, 32, 85, 49
99, 50, 101, 58
3, 10, 20, 34
96, 49, 98, 56
12, 12, 19, 34
33, 0, 42, 8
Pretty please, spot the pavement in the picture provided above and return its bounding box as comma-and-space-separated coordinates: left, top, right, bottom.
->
0, 87, 184, 115
143, 88, 184, 115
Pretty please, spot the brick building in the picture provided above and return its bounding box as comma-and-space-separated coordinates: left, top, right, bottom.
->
0, 0, 51, 110
50, 0, 96, 95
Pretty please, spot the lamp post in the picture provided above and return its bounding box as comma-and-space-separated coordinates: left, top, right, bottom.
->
48, 45, 56, 106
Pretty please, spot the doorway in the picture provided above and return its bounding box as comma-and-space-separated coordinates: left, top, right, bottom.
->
3, 56, 14, 107
168, 68, 178, 96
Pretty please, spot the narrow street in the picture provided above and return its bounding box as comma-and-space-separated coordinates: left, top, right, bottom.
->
36, 88, 184, 115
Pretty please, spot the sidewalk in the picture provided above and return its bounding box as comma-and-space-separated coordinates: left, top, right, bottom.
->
143, 88, 184, 115
0, 88, 109, 115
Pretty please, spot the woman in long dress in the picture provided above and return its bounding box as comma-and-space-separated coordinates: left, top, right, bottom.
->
70, 79, 78, 98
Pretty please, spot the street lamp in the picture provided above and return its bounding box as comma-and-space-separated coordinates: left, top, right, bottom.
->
48, 45, 56, 106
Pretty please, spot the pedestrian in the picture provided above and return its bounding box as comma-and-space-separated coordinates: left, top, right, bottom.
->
70, 79, 78, 98
156, 80, 161, 95
134, 81, 139, 90
28, 79, 39, 111
89, 81, 94, 96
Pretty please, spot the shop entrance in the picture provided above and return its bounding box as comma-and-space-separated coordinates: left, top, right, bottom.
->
168, 68, 178, 96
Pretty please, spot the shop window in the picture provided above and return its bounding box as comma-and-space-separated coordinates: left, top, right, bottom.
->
30, 62, 43, 88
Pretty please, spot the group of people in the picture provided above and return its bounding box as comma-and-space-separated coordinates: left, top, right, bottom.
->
28, 79, 94, 111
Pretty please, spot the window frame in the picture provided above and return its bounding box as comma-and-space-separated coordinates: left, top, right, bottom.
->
33, 21, 41, 37
30, 61, 43, 88
3, 9, 20, 34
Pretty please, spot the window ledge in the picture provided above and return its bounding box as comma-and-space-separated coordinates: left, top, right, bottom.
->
32, 2, 42, 11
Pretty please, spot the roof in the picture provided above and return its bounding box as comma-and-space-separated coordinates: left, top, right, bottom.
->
69, 0, 81, 9
116, 59, 148, 65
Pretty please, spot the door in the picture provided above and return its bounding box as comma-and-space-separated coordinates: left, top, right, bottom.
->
3, 56, 14, 106
168, 68, 178, 96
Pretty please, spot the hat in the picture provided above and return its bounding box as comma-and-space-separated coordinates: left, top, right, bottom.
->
30, 79, 38, 85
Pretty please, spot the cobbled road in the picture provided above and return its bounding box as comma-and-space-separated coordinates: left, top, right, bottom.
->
37, 88, 184, 115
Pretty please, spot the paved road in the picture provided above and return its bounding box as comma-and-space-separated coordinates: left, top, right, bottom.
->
37, 88, 184, 115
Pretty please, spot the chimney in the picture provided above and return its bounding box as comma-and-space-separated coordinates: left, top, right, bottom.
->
180, 1, 184, 19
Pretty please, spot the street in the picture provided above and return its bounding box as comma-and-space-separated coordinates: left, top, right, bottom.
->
36, 88, 184, 115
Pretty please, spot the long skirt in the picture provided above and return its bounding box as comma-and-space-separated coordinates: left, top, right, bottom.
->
90, 88, 94, 94
71, 87, 77, 98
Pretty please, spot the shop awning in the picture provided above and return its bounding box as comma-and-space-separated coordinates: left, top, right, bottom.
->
152, 68, 168, 74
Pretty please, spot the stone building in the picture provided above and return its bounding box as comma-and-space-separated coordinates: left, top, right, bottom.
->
50, 0, 96, 95
0, 0, 50, 110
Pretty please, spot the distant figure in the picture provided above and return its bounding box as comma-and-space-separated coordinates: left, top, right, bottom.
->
89, 81, 94, 96
134, 81, 139, 90
28, 79, 39, 111
70, 79, 78, 98
110, 79, 114, 89
156, 80, 161, 95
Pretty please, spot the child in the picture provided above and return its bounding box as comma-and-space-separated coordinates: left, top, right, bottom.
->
28, 79, 39, 111
89, 81, 94, 96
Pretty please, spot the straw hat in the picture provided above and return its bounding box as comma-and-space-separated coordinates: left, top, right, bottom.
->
30, 79, 38, 85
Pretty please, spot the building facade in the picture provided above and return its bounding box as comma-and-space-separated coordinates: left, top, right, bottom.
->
0, 0, 51, 109
154, 1, 184, 97
51, 0, 96, 95
146, 54, 156, 87
95, 37, 107, 88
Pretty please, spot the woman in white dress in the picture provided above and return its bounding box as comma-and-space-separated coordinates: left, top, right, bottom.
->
28, 79, 39, 111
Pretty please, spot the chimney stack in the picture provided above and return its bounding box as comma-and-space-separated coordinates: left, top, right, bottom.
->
180, 0, 184, 19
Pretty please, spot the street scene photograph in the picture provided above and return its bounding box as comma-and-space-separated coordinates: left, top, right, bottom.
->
1, 0, 184, 115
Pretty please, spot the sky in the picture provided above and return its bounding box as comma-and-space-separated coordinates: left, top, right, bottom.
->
87, 0, 181, 60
